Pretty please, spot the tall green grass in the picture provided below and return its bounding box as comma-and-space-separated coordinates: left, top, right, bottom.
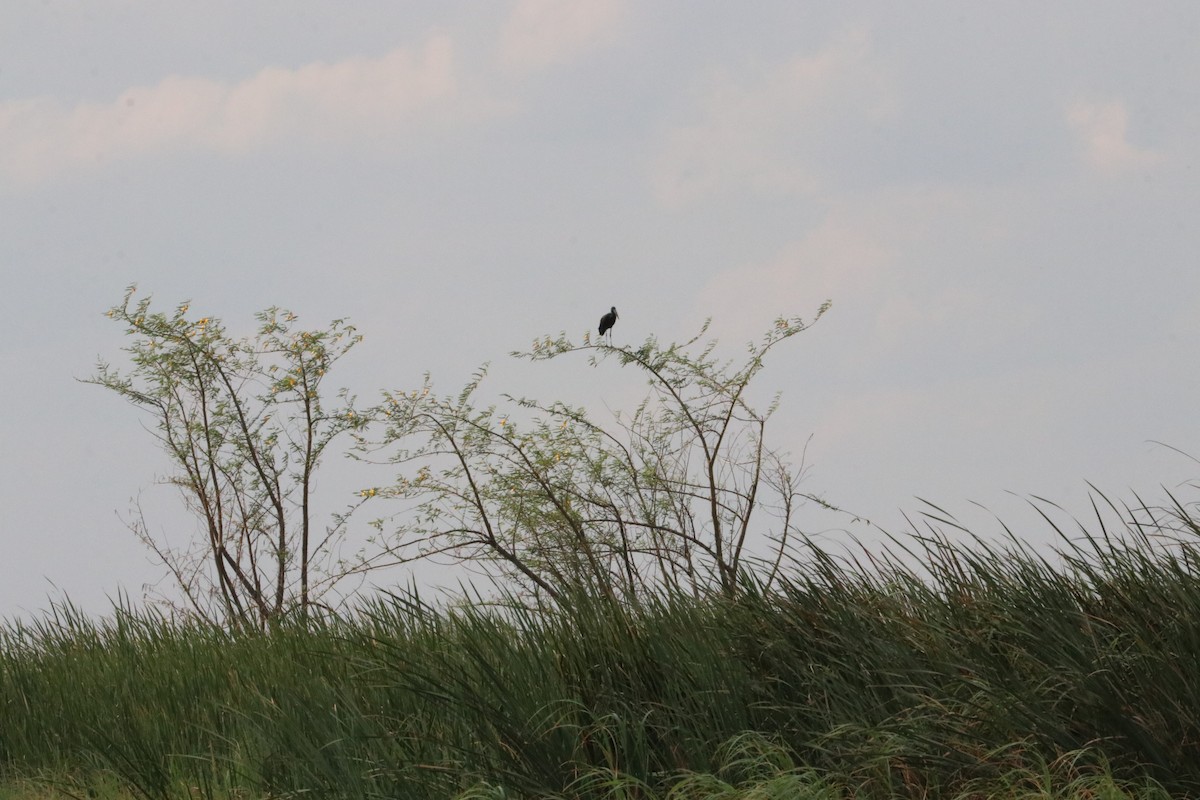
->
3, 490, 1200, 798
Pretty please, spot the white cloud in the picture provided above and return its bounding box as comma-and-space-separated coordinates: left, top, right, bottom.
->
690, 183, 1047, 402
698, 211, 892, 328
652, 29, 896, 207
1066, 98, 1162, 173
498, 0, 626, 72
695, 187, 978, 336
0, 36, 467, 184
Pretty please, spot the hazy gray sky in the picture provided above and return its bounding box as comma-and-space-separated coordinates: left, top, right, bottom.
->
4, 1, 1200, 618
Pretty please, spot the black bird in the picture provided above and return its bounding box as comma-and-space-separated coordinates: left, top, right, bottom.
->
598, 306, 618, 342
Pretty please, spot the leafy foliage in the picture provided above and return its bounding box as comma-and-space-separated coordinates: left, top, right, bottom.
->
89, 286, 368, 628
63, 292, 1200, 799
358, 305, 832, 601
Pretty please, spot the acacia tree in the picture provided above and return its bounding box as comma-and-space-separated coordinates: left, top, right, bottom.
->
357, 305, 832, 601
89, 286, 370, 629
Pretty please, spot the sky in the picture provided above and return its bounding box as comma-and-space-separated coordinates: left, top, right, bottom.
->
3, 1, 1200, 619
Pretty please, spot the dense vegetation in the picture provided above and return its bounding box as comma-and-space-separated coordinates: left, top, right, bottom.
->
2, 493, 1198, 799
8, 298, 1190, 797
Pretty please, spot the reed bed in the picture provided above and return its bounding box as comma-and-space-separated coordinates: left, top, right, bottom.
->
2, 491, 1199, 799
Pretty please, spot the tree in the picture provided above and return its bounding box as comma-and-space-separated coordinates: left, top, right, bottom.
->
357, 304, 832, 602
89, 286, 369, 629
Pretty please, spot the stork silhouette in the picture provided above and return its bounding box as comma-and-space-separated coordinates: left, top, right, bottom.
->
598, 306, 618, 344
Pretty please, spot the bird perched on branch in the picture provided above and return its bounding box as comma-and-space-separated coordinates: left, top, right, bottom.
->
598, 306, 618, 343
